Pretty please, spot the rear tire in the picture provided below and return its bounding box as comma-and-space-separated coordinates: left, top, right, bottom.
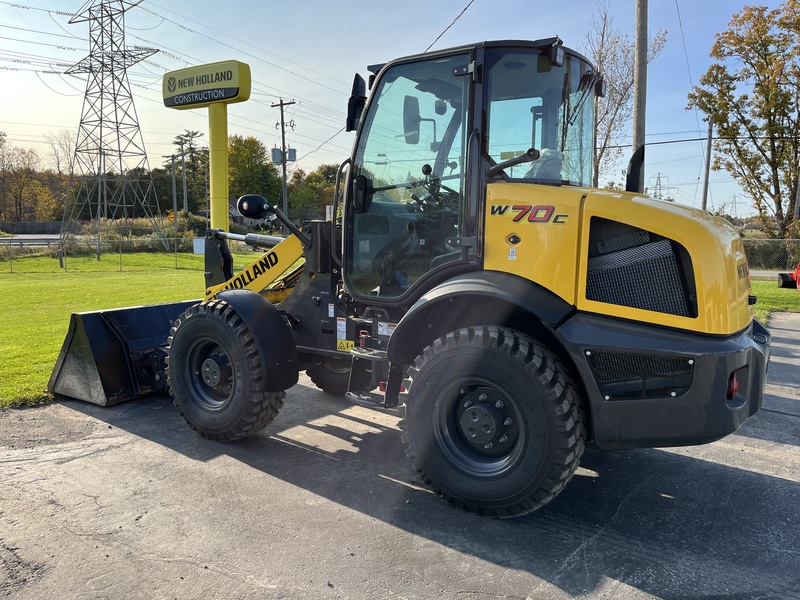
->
400, 326, 584, 518
166, 300, 284, 441
307, 358, 352, 397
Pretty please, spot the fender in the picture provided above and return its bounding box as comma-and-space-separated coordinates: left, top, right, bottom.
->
387, 271, 576, 366
216, 289, 299, 391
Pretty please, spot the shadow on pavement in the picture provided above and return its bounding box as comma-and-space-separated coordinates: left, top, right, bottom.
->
65, 383, 800, 600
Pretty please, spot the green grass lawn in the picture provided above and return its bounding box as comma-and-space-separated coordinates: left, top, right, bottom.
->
0, 250, 260, 408
750, 279, 800, 321
1, 255, 798, 409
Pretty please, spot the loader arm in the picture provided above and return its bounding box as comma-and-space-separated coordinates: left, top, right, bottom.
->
204, 233, 306, 301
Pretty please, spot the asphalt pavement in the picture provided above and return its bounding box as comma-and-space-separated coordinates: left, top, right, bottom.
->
0, 233, 60, 247
0, 314, 798, 600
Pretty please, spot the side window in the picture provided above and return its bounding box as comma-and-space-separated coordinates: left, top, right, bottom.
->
487, 97, 544, 178
485, 49, 596, 186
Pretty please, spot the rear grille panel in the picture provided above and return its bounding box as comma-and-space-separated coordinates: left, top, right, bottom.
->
587, 351, 694, 400
586, 218, 698, 318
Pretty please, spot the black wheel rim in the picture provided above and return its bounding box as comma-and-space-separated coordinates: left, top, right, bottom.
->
433, 380, 527, 477
184, 336, 234, 410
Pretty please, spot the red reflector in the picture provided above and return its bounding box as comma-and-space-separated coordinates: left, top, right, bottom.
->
378, 381, 407, 393
726, 373, 739, 400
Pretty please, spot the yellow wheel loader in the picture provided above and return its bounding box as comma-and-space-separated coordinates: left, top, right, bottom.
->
49, 38, 770, 518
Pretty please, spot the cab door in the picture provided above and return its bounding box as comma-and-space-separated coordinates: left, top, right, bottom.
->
344, 52, 471, 301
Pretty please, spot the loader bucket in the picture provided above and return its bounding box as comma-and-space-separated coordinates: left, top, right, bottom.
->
778, 272, 796, 288
48, 300, 198, 406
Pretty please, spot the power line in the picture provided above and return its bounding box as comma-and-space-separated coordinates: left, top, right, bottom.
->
143, 1, 350, 90
0, 1, 352, 162
425, 0, 477, 52
607, 135, 800, 150
135, 3, 348, 96
299, 127, 347, 161
674, 0, 709, 204
0, 0, 72, 17
0, 23, 81, 40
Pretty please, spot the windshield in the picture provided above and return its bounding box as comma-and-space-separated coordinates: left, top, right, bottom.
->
485, 48, 596, 186
345, 53, 470, 298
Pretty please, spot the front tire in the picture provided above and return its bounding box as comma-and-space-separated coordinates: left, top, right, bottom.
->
166, 300, 285, 441
400, 326, 584, 518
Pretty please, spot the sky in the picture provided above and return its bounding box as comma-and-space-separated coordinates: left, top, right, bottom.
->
0, 0, 787, 217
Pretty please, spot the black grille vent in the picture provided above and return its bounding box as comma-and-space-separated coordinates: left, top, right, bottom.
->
587, 351, 694, 400
586, 218, 697, 318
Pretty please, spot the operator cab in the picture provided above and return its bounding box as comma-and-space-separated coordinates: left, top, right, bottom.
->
344, 39, 601, 302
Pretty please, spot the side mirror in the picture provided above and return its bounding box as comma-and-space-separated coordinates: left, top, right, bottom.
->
237, 194, 274, 219
352, 175, 372, 214
346, 74, 367, 132
595, 74, 606, 98
403, 95, 421, 144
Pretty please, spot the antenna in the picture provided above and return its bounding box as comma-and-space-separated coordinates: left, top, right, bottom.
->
60, 0, 168, 254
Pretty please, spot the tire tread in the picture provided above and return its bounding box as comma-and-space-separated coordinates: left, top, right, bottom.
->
399, 326, 585, 518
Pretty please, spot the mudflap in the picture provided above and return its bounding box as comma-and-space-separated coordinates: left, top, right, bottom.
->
47, 300, 198, 406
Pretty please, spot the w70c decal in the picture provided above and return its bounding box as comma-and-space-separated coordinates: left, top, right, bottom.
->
490, 204, 568, 223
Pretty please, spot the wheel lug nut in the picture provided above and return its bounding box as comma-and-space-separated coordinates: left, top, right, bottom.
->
504, 417, 512, 426
484, 442, 493, 449
478, 393, 487, 401
498, 435, 508, 443
463, 400, 472, 408
495, 400, 504, 408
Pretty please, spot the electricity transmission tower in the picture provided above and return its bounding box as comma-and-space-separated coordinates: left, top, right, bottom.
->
649, 172, 677, 202
60, 0, 168, 252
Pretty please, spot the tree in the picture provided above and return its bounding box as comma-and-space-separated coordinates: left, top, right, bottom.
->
287, 164, 339, 222
167, 130, 208, 213
3, 145, 41, 222
45, 129, 77, 214
688, 2, 799, 238
0, 132, 9, 221
584, 2, 667, 187
228, 135, 281, 202
45, 129, 76, 179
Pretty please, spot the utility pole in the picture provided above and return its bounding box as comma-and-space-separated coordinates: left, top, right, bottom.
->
272, 98, 296, 227
792, 167, 800, 238
179, 139, 188, 214
701, 119, 713, 211
170, 155, 178, 220
164, 154, 178, 234
631, 0, 648, 192
164, 154, 179, 259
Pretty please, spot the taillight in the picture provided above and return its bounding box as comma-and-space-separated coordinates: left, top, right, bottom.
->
726, 372, 739, 400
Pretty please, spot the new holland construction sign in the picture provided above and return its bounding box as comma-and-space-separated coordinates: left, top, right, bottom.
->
162, 60, 251, 109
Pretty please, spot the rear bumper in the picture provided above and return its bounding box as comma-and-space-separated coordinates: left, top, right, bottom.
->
556, 314, 770, 450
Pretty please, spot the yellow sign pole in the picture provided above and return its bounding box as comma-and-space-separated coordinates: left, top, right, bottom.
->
162, 60, 251, 231
208, 102, 228, 231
